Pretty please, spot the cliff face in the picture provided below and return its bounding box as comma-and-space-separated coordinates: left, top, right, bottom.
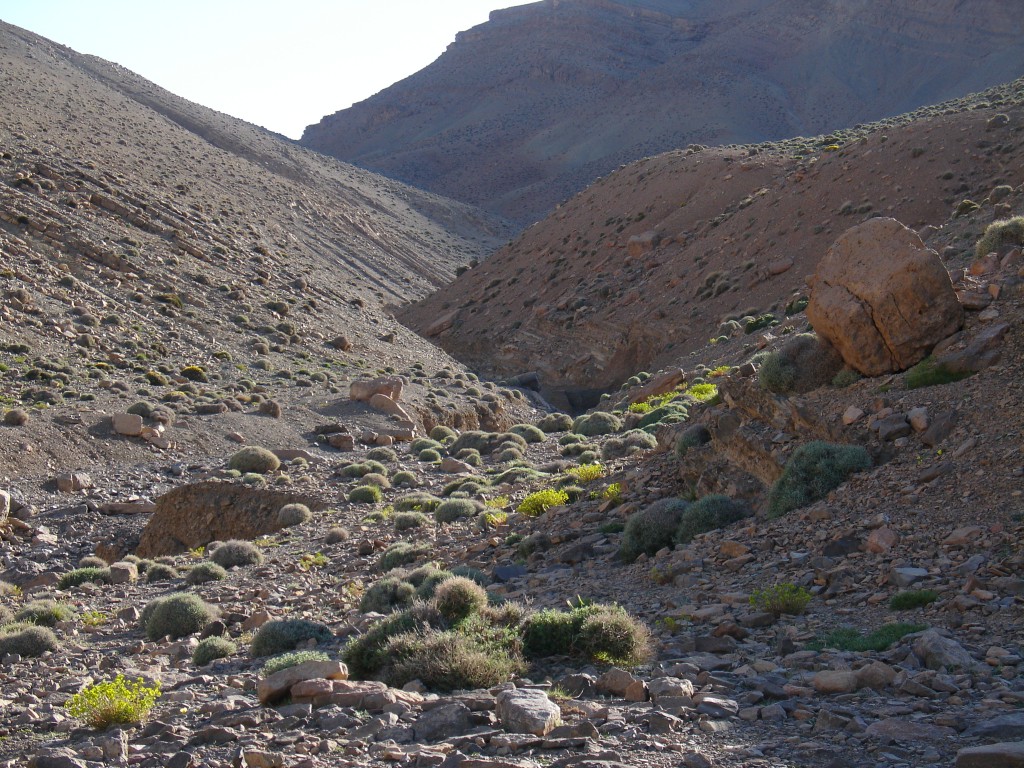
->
302, 0, 1024, 225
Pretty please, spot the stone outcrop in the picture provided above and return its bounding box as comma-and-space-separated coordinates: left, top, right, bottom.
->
136, 482, 322, 557
807, 218, 963, 376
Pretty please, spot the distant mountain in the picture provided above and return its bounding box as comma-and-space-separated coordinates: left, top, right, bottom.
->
302, 0, 1024, 225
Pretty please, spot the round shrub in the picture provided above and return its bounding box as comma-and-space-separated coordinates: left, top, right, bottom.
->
572, 412, 621, 437
674, 495, 751, 544
509, 424, 545, 444
412, 567, 454, 600
250, 618, 333, 657
278, 503, 313, 527
378, 541, 430, 571
3, 408, 29, 426
0, 624, 60, 657
16, 600, 76, 627
210, 539, 263, 568
559, 433, 586, 446
185, 562, 227, 585
360, 576, 416, 614
366, 447, 398, 463
395, 492, 442, 512
455, 448, 482, 467
361, 472, 390, 489
429, 426, 457, 443
576, 606, 651, 665
636, 402, 688, 430
78, 555, 108, 569
521, 608, 579, 658
411, 437, 445, 454
495, 447, 523, 463
758, 334, 843, 394
58, 567, 112, 590
193, 636, 236, 666
394, 511, 429, 531
675, 424, 711, 458
342, 603, 443, 678
339, 462, 372, 478
143, 594, 214, 641
448, 430, 496, 455
433, 577, 488, 623
602, 429, 658, 460
325, 526, 351, 544
768, 441, 872, 518
364, 460, 388, 475
517, 488, 569, 517
537, 412, 573, 433
227, 445, 280, 473
418, 448, 442, 463
391, 471, 418, 488
620, 498, 689, 562
349, 485, 383, 504
146, 563, 178, 583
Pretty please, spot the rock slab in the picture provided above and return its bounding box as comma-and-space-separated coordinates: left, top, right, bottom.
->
495, 688, 561, 736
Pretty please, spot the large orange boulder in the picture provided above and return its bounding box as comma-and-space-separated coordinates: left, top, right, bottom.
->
807, 218, 963, 376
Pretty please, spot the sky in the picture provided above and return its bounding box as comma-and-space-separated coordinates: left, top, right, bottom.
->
0, 1, 523, 139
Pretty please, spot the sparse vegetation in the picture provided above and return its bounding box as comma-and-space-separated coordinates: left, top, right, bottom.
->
185, 562, 227, 585
58, 567, 111, 590
278, 503, 313, 527
758, 334, 844, 394
674, 494, 750, 544
809, 623, 926, 652
65, 675, 161, 728
889, 590, 939, 611
750, 583, 812, 616
16, 600, 77, 627
904, 356, 973, 389
517, 488, 569, 516
349, 485, 383, 504
0, 623, 60, 657
976, 216, 1024, 258
571, 411, 622, 437
261, 650, 331, 676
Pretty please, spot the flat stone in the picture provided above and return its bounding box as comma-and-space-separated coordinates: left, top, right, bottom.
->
865, 717, 956, 743
913, 629, 978, 671
968, 713, 1024, 741
813, 670, 859, 694
415, 701, 472, 742
112, 413, 144, 436
695, 694, 738, 718
257, 661, 348, 705
856, 661, 897, 690
495, 688, 561, 736
842, 406, 865, 425
865, 527, 898, 553
944, 526, 983, 547
956, 742, 1024, 768
891, 566, 929, 588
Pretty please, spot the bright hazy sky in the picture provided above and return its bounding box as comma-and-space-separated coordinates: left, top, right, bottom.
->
0, 1, 523, 139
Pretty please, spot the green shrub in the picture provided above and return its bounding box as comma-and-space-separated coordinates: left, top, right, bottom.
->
509, 424, 545, 444
572, 412, 621, 437
227, 445, 280, 473
565, 463, 605, 483
675, 424, 711, 458
758, 334, 843, 394
342, 603, 442, 678
143, 594, 214, 641
436, 498, 481, 523
58, 567, 111, 590
537, 413, 574, 433
576, 606, 652, 665
889, 590, 939, 611
561, 441, 599, 457
360, 576, 416, 614
210, 539, 263, 568
674, 494, 750, 544
361, 473, 390, 489
636, 403, 688, 430
325, 526, 351, 544
448, 431, 495, 455
185, 562, 227, 585
620, 498, 688, 562
418, 448, 442, 463
831, 368, 862, 388
976, 216, 1024, 258
517, 488, 569, 517
78, 555, 108, 569
395, 492, 441, 512
366, 447, 398, 462
433, 577, 488, 623
340, 462, 373, 478
250, 618, 333, 657
602, 429, 658, 460
428, 426, 457, 443
767, 441, 871, 518
379, 541, 430, 571
65, 675, 160, 728
743, 313, 777, 334
193, 636, 236, 666
16, 600, 77, 627
810, 623, 926, 652
412, 567, 454, 600
394, 511, 429, 531
391, 470, 418, 488
904, 356, 973, 390
349, 485, 383, 504
278, 503, 312, 527
522, 603, 649, 665
750, 583, 812, 616
490, 466, 547, 485
495, 447, 523, 463
0, 623, 60, 657
558, 433, 586, 446
261, 650, 330, 676
146, 563, 178, 583
455, 448, 482, 467
411, 437, 445, 453
376, 627, 524, 692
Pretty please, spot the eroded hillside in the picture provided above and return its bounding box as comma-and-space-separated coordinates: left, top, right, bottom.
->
401, 77, 1024, 407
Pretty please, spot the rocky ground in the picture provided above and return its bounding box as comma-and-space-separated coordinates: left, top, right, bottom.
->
1, 14, 1023, 768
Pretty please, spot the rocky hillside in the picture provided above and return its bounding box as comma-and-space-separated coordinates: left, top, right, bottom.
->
401, 76, 1024, 408
0, 20, 519, 482
301, 0, 1024, 224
